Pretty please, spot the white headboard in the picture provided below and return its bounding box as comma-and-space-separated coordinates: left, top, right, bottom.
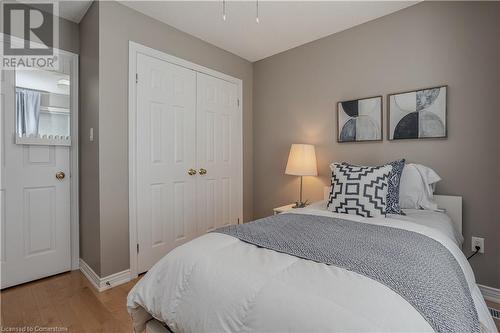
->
323, 186, 462, 234
434, 195, 462, 234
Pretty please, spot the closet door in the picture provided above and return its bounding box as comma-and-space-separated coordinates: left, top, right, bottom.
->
136, 54, 197, 273
196, 73, 241, 233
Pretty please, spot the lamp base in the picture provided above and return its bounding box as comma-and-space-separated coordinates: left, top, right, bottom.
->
292, 200, 309, 208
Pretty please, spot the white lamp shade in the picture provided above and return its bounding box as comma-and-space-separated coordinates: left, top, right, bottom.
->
285, 144, 318, 176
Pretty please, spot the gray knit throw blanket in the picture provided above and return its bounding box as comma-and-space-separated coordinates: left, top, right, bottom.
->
215, 213, 480, 333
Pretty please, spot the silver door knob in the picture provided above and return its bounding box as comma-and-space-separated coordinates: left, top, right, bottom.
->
199, 168, 207, 175
188, 169, 197, 176
56, 171, 65, 180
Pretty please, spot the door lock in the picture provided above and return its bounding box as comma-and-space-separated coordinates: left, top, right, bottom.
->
55, 171, 66, 180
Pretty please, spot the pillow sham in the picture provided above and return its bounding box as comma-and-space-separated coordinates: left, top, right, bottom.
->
399, 163, 441, 210
342, 159, 405, 215
327, 163, 393, 217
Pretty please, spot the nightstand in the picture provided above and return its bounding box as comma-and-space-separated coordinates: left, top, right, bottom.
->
273, 204, 296, 215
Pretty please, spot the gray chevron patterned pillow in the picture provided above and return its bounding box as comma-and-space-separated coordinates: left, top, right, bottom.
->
342, 159, 406, 215
327, 163, 393, 217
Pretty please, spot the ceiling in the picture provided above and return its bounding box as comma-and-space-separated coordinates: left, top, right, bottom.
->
120, 1, 417, 62
14, 1, 92, 23
54, 1, 417, 62
58, 1, 93, 23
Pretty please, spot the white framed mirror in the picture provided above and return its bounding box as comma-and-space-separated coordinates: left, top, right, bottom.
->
15, 57, 72, 146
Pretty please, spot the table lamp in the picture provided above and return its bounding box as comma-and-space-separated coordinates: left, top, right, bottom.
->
285, 144, 317, 208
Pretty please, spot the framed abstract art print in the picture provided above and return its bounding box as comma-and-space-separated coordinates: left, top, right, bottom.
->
337, 96, 382, 143
388, 86, 447, 140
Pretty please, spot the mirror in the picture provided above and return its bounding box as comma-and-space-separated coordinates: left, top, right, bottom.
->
15, 68, 71, 146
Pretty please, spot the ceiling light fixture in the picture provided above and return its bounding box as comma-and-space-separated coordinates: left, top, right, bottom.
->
221, 0, 260, 24
222, 0, 226, 21
256, 0, 259, 23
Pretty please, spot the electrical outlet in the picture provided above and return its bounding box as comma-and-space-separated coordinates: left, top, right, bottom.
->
471, 237, 484, 254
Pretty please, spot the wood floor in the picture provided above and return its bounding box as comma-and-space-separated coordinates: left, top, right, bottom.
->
0, 270, 140, 333
1, 270, 499, 332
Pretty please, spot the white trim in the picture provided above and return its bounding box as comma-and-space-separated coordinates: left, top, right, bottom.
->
79, 259, 131, 292
479, 284, 500, 304
128, 42, 138, 280
129, 41, 243, 85
69, 52, 80, 270
128, 41, 243, 279
79, 259, 101, 291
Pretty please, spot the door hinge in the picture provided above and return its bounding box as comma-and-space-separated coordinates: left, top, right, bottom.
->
237, 218, 240, 225
237, 98, 240, 107
136, 243, 139, 253
135, 73, 138, 84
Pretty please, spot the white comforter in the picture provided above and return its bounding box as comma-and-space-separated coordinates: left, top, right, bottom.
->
127, 207, 497, 333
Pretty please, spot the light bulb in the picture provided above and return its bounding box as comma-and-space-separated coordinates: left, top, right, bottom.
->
255, 0, 259, 24
222, 0, 226, 21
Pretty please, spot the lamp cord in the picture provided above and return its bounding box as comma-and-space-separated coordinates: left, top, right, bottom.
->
467, 246, 481, 260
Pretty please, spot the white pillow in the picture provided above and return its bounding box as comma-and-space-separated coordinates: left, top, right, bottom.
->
399, 163, 441, 210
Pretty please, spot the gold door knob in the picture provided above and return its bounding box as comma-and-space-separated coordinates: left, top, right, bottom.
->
199, 168, 207, 175
188, 169, 197, 176
55, 171, 66, 180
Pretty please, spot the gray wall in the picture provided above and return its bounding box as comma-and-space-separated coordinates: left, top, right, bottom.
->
96, 1, 253, 276
78, 1, 101, 275
253, 2, 500, 288
59, 16, 80, 54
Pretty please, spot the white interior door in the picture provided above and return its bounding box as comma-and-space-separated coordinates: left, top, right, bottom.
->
136, 53, 197, 273
1, 69, 71, 289
196, 73, 241, 233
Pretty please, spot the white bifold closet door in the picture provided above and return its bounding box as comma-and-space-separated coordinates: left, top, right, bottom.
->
136, 54, 241, 273
196, 73, 240, 234
136, 54, 197, 273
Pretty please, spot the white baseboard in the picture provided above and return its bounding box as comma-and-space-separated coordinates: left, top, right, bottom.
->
479, 284, 500, 304
79, 259, 131, 292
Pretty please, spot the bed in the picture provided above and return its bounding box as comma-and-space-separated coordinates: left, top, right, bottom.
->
127, 190, 497, 333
